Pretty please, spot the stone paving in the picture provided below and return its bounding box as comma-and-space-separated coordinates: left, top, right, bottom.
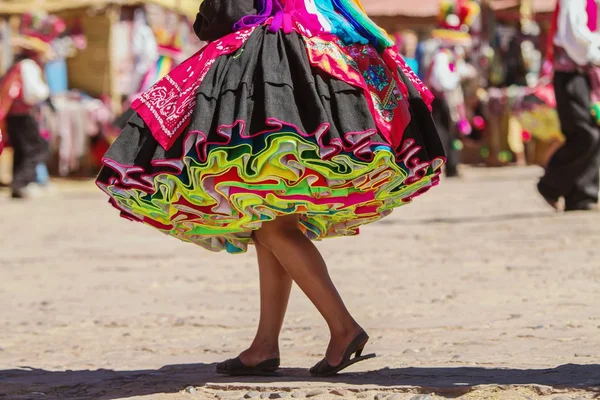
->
0, 166, 599, 400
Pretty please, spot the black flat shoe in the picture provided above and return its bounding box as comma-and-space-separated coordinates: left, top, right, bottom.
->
216, 357, 281, 376
310, 331, 376, 377
565, 203, 599, 212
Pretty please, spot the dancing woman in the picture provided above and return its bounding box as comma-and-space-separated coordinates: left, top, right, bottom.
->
97, 0, 445, 376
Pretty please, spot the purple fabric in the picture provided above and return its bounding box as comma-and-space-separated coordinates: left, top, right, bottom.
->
270, 0, 284, 32
232, 0, 323, 35
234, 0, 282, 32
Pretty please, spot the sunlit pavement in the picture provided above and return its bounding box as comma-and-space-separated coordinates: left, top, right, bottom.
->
1, 166, 599, 399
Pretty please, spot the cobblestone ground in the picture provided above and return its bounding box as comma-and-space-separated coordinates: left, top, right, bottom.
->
0, 166, 599, 400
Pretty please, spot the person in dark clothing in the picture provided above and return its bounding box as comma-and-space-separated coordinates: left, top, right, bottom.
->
6, 114, 49, 197
540, 72, 600, 211
539, 0, 600, 212
431, 97, 460, 177
504, 33, 529, 87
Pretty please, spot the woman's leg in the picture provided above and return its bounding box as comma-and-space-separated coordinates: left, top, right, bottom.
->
238, 235, 293, 367
254, 215, 362, 367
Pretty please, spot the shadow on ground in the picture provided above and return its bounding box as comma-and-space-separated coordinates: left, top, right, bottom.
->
1, 363, 599, 399
380, 211, 558, 226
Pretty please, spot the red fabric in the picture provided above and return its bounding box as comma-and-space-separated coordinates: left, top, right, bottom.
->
0, 121, 5, 155
534, 83, 557, 108
0, 64, 22, 121
457, 0, 469, 26
588, 0, 598, 31
91, 136, 111, 166
305, 33, 412, 148
1, 62, 37, 117
9, 98, 34, 116
547, 1, 560, 63
0, 64, 22, 155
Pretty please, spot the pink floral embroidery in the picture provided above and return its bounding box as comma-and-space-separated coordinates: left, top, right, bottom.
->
132, 27, 256, 150
131, 24, 433, 152
303, 34, 411, 148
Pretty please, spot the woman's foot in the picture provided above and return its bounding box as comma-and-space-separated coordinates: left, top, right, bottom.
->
11, 183, 44, 199
216, 356, 280, 376
565, 202, 599, 212
537, 182, 561, 211
238, 345, 280, 368
217, 345, 281, 376
310, 329, 376, 377
325, 325, 365, 367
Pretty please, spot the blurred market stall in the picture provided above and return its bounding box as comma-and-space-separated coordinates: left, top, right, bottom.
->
0, 0, 203, 180
366, 0, 561, 168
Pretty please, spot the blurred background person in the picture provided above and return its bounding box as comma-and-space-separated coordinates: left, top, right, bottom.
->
0, 14, 55, 199
538, 0, 600, 212
398, 29, 420, 76
425, 0, 480, 178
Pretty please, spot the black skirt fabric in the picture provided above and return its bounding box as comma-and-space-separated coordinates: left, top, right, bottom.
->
193, 0, 256, 42
97, 26, 445, 253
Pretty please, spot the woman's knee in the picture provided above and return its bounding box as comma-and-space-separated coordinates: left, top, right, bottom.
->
254, 216, 303, 250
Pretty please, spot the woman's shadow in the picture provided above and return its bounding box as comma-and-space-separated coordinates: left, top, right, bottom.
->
1, 363, 600, 399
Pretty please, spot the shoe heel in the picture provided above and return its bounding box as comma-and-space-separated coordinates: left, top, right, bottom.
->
355, 346, 364, 358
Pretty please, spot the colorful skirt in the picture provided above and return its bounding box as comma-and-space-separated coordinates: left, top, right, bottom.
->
96, 26, 445, 253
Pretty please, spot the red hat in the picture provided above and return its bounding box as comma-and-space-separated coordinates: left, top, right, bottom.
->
20, 12, 66, 44
12, 12, 67, 56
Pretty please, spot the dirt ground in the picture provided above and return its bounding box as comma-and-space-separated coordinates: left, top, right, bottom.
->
0, 166, 599, 400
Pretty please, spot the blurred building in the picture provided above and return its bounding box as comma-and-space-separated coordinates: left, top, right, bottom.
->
365, 0, 555, 33
0, 0, 201, 110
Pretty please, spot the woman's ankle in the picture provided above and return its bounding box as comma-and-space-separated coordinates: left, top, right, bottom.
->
330, 321, 363, 341
248, 338, 280, 357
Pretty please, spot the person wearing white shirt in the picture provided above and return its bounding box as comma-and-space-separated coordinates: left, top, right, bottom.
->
20, 59, 51, 105
538, 0, 600, 212
424, 0, 480, 178
427, 45, 474, 178
553, 0, 600, 66
428, 49, 462, 93
5, 52, 51, 199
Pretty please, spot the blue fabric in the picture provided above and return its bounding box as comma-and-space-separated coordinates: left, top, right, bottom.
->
415, 43, 426, 80
314, 0, 368, 45
36, 163, 50, 185
330, 0, 374, 47
45, 58, 68, 94
404, 57, 419, 76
